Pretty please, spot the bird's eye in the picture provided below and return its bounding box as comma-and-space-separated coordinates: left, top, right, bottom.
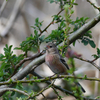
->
49, 46, 52, 48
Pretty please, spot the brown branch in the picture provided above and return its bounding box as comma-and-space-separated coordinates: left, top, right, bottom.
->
0, 87, 29, 97
1, 75, 100, 85
27, 83, 53, 100
9, 51, 43, 78
87, 0, 100, 11
75, 57, 100, 71
30, 71, 75, 98
52, 86, 63, 100
39, 8, 64, 36
0, 73, 98, 100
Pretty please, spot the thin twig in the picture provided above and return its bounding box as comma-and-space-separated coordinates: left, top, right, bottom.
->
52, 86, 63, 100
26, 83, 53, 100
87, 0, 100, 11
75, 57, 100, 71
30, 71, 75, 97
41, 93, 47, 100
39, 8, 64, 36
0, 87, 29, 97
9, 51, 43, 78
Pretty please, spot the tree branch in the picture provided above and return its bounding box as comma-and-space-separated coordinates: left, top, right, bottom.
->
87, 0, 100, 11
1, 75, 100, 85
0, 87, 29, 97
39, 8, 64, 36
75, 57, 100, 71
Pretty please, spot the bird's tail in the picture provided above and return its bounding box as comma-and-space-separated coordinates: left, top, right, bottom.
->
76, 82, 85, 93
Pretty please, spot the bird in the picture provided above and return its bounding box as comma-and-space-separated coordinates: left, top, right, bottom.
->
45, 43, 85, 93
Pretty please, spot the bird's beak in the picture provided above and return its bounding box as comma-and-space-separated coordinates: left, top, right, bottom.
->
45, 47, 49, 53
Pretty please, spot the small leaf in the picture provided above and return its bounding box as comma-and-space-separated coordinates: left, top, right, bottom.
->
73, 41, 76, 46
81, 39, 88, 45
92, 54, 98, 59
83, 75, 87, 80
88, 40, 96, 48
14, 47, 21, 50
97, 48, 100, 55
35, 18, 39, 23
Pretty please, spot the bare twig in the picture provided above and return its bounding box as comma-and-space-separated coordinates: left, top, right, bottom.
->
30, 71, 75, 98
87, 0, 100, 12
52, 86, 63, 100
75, 57, 100, 71
39, 8, 64, 36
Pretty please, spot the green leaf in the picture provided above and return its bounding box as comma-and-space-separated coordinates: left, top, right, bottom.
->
0, 54, 4, 61
14, 47, 21, 50
81, 39, 88, 45
97, 48, 100, 55
92, 54, 98, 59
83, 75, 87, 80
47, 0, 54, 3
73, 41, 76, 46
88, 40, 96, 48
35, 18, 39, 23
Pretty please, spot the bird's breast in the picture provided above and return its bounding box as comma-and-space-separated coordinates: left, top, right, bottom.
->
45, 54, 67, 74
45, 54, 56, 66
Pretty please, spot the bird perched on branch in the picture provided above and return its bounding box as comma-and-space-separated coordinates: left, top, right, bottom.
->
45, 43, 85, 93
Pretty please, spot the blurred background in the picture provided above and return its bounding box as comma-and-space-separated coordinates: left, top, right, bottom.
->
0, 0, 100, 100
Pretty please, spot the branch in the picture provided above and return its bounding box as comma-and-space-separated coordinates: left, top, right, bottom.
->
30, 72, 75, 98
51, 86, 63, 100
0, 87, 29, 97
75, 57, 100, 71
1, 75, 100, 85
39, 8, 64, 36
27, 83, 53, 100
60, 13, 100, 46
0, 74, 98, 100
87, 0, 100, 11
9, 51, 43, 78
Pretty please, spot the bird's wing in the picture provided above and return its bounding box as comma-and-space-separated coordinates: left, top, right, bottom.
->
60, 57, 69, 70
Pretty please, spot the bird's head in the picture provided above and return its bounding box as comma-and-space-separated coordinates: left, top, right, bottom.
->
46, 43, 58, 54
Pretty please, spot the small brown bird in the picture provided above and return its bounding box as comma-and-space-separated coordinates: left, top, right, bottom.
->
45, 43, 85, 92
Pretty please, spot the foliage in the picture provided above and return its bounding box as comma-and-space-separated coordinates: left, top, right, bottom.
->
71, 17, 96, 48
92, 48, 100, 59
0, 44, 24, 81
